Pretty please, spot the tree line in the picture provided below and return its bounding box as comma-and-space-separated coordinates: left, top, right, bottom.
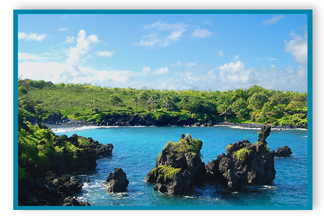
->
18, 79, 308, 127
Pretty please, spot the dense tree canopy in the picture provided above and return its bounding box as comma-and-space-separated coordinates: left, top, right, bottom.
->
18, 79, 308, 127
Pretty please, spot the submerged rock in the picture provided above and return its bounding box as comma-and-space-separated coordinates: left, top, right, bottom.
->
105, 168, 129, 193
145, 134, 206, 195
206, 125, 276, 191
276, 145, 293, 157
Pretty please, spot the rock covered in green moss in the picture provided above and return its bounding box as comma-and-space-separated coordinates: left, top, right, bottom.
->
206, 125, 276, 191
18, 121, 114, 206
145, 134, 206, 195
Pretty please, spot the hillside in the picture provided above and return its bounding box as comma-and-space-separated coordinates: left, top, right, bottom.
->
18, 79, 308, 127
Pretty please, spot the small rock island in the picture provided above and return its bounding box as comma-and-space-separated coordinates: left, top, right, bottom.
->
105, 168, 129, 193
145, 125, 282, 195
145, 134, 205, 194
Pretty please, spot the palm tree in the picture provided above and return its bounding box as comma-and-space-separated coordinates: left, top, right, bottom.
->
147, 92, 156, 112
217, 92, 234, 121
132, 96, 140, 112
86, 100, 95, 112
162, 95, 173, 111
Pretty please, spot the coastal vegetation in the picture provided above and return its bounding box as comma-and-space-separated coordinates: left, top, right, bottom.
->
18, 85, 114, 205
18, 79, 308, 127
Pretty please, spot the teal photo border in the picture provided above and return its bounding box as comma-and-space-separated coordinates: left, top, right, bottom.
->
13, 9, 313, 210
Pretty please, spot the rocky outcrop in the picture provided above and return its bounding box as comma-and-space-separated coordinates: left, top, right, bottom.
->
19, 172, 90, 206
105, 168, 129, 193
18, 129, 114, 206
276, 145, 293, 157
51, 134, 113, 174
63, 196, 90, 206
145, 134, 206, 195
206, 126, 276, 191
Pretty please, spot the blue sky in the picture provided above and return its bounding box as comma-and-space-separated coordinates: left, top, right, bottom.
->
18, 13, 308, 92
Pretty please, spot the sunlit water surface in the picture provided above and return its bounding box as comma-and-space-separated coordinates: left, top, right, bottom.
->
56, 126, 309, 207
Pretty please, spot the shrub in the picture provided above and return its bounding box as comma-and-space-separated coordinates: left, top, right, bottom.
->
233, 148, 250, 162
151, 165, 181, 181
18, 165, 29, 181
166, 134, 202, 158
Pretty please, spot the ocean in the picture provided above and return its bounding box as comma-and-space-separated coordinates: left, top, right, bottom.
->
55, 126, 309, 208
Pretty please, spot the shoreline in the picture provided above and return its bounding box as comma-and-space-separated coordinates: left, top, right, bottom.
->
47, 121, 307, 133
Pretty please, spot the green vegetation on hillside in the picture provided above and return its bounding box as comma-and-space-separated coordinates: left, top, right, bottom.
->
18, 121, 94, 181
18, 79, 308, 127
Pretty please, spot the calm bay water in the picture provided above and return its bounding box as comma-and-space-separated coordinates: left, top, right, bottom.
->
56, 126, 309, 207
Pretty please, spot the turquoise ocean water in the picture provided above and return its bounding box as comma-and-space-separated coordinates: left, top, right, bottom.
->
56, 126, 308, 207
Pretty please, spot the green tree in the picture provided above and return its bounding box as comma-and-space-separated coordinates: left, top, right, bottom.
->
131, 96, 140, 112
86, 100, 95, 112
147, 92, 157, 112
216, 92, 234, 121
231, 98, 249, 120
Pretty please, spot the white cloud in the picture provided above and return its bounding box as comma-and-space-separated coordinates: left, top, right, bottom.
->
64, 36, 75, 43
18, 53, 46, 61
154, 67, 169, 75
133, 33, 160, 47
192, 28, 212, 38
18, 62, 76, 83
96, 51, 115, 58
18, 58, 307, 92
167, 31, 183, 41
18, 32, 47, 41
135, 20, 188, 47
141, 66, 151, 75
140, 66, 169, 76
285, 32, 307, 64
58, 27, 70, 31
217, 50, 224, 57
263, 15, 284, 25
219, 61, 251, 84
65, 29, 99, 65
18, 61, 137, 85
157, 59, 307, 92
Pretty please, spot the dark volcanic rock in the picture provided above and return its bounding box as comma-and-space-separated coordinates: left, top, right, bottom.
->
145, 134, 205, 195
206, 126, 276, 191
105, 168, 129, 193
63, 196, 90, 206
18, 129, 114, 206
18, 173, 85, 206
49, 134, 113, 174
276, 145, 293, 157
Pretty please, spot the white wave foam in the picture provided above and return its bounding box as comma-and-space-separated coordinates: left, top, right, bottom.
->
51, 124, 307, 133
51, 125, 119, 133
184, 195, 196, 199
213, 125, 307, 131
260, 185, 277, 190
213, 125, 260, 130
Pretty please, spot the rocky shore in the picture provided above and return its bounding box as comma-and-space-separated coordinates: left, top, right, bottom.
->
47, 117, 307, 132
18, 127, 114, 206
95, 114, 307, 129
